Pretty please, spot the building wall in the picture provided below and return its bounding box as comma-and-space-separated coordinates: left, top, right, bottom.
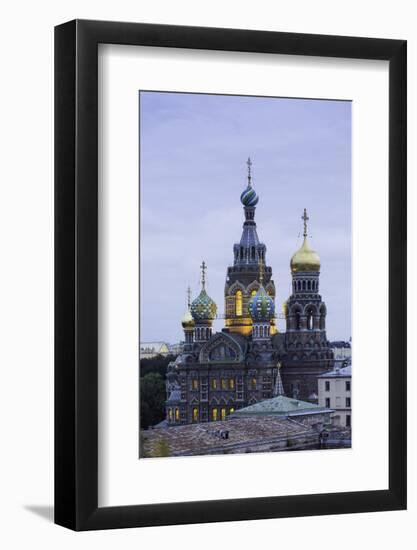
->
318, 376, 351, 427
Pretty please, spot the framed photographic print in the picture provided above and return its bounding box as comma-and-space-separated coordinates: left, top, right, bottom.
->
55, 20, 407, 530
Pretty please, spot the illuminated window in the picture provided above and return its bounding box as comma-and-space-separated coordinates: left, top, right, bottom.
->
251, 378, 257, 390
211, 379, 218, 390
251, 289, 257, 297
193, 407, 199, 422
212, 408, 218, 421
221, 379, 227, 390
229, 407, 235, 414
229, 378, 235, 390
175, 408, 180, 421
168, 408, 173, 421
235, 290, 242, 316
192, 379, 199, 390
221, 407, 226, 421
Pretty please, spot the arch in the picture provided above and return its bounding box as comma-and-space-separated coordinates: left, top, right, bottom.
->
227, 280, 245, 296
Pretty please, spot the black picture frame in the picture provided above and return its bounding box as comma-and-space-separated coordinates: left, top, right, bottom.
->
55, 19, 407, 531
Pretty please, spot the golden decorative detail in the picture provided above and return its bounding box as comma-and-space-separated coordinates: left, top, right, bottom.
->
290, 209, 320, 273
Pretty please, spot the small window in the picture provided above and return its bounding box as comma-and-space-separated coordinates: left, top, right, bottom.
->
192, 379, 199, 390
346, 381, 351, 391
229, 407, 235, 414
193, 407, 199, 422
212, 408, 218, 421
221, 407, 226, 421
251, 377, 257, 390
325, 381, 330, 391
229, 378, 235, 390
168, 408, 173, 421
175, 408, 180, 421
325, 397, 331, 408
221, 379, 227, 390
211, 379, 217, 390
346, 414, 351, 427
346, 397, 351, 407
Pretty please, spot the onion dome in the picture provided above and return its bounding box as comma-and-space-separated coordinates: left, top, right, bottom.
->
190, 289, 217, 321
290, 208, 320, 273
290, 237, 321, 273
240, 157, 259, 207
240, 185, 259, 207
181, 308, 195, 329
190, 262, 217, 321
248, 285, 275, 321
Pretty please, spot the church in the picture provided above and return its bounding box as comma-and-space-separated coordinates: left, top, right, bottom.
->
165, 160, 334, 426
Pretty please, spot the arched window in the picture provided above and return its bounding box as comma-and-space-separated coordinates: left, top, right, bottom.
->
302, 280, 306, 290
212, 408, 218, 421
192, 408, 199, 422
221, 407, 226, 421
260, 326, 264, 338
306, 307, 314, 330
175, 408, 180, 421
307, 280, 311, 290
295, 312, 301, 330
168, 408, 173, 421
251, 246, 255, 260
235, 290, 242, 316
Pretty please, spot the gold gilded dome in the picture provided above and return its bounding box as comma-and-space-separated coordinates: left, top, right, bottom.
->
290, 237, 320, 273
181, 309, 195, 329
290, 208, 321, 273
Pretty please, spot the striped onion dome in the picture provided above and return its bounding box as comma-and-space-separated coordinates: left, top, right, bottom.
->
240, 184, 259, 207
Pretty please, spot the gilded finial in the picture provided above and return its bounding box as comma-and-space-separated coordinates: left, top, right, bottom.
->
247, 157, 252, 187
187, 286, 192, 308
200, 261, 207, 291
258, 257, 265, 286
302, 208, 309, 238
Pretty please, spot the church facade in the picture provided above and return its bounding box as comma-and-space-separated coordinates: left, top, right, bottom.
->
165, 160, 334, 426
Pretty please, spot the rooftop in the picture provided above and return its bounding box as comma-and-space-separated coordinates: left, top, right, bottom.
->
231, 395, 332, 417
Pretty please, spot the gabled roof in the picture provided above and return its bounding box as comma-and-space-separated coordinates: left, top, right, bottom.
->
232, 395, 332, 417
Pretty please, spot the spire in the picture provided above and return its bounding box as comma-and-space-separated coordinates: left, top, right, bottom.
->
200, 261, 207, 291
273, 361, 285, 397
302, 208, 309, 238
247, 157, 252, 187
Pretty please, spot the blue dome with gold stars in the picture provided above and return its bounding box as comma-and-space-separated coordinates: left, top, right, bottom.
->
248, 285, 275, 321
190, 289, 217, 321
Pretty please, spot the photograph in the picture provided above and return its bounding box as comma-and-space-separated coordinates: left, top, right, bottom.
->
139, 91, 352, 458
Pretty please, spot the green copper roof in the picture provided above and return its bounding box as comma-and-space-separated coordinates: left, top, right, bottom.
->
232, 395, 330, 417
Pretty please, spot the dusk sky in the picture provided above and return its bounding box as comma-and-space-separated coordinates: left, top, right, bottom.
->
139, 91, 351, 343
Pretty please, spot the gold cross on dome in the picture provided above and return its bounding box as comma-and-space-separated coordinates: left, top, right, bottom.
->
302, 208, 309, 238
247, 157, 252, 186
258, 257, 265, 285
200, 261, 207, 290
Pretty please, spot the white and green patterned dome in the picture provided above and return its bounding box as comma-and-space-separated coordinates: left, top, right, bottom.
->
190, 289, 217, 321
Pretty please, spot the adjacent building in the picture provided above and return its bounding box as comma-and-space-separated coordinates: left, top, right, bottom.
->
318, 362, 352, 427
164, 159, 336, 426
140, 341, 170, 359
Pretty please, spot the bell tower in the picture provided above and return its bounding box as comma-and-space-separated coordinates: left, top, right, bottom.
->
282, 209, 334, 401
224, 159, 276, 336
